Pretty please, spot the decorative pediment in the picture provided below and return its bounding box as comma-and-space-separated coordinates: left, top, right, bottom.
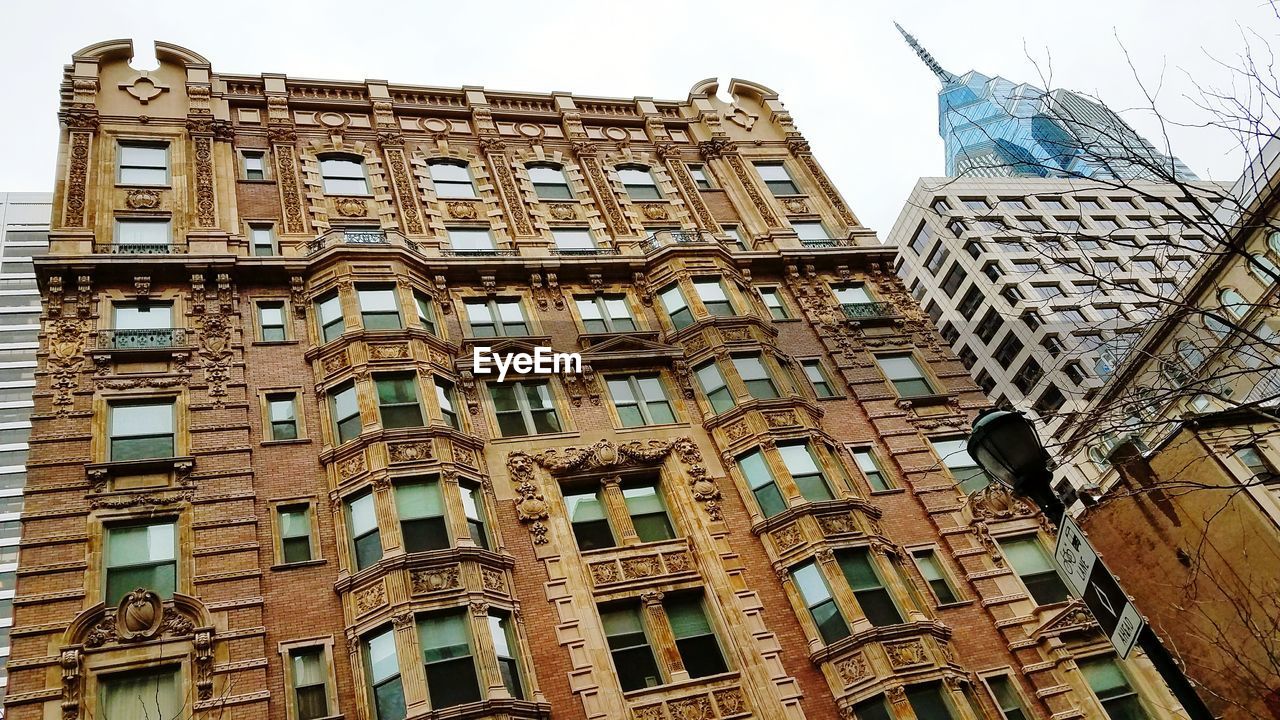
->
965, 482, 1038, 523
65, 591, 210, 648
577, 332, 682, 366
1032, 600, 1100, 640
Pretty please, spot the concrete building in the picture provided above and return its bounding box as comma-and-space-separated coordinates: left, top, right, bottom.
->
0, 192, 49, 708
6, 40, 1188, 720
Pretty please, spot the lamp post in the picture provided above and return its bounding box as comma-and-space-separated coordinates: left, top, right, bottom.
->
965, 408, 1215, 720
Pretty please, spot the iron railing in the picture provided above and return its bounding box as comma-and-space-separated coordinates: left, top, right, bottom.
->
439, 249, 519, 257
306, 229, 389, 255
841, 302, 897, 320
550, 248, 622, 257
642, 229, 717, 253
101, 243, 181, 255
98, 328, 189, 350
800, 237, 858, 249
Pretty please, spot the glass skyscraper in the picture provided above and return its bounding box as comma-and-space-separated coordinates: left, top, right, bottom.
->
897, 23, 1198, 181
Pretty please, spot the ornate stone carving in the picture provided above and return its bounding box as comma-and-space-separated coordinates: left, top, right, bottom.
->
275, 144, 306, 233
125, 188, 161, 210
334, 197, 368, 218
713, 687, 747, 716
835, 653, 870, 685
486, 154, 533, 236
668, 696, 714, 720
818, 513, 858, 536
446, 200, 477, 219
764, 410, 799, 428
798, 153, 856, 226
60, 647, 82, 720
548, 203, 576, 220
192, 135, 216, 226
589, 561, 622, 585
388, 440, 433, 463
773, 524, 802, 549
576, 153, 627, 235
663, 551, 693, 573
410, 565, 460, 594
725, 153, 780, 227
64, 131, 92, 227
885, 639, 929, 667
384, 146, 423, 234
621, 556, 661, 579
698, 138, 734, 159
971, 519, 1004, 567
321, 349, 349, 375
369, 343, 409, 360
481, 567, 506, 592
968, 482, 1037, 521
781, 197, 809, 214
634, 704, 664, 720
353, 583, 387, 616
338, 453, 366, 479
507, 453, 551, 545
48, 317, 89, 415
638, 203, 669, 221
454, 446, 477, 467
194, 628, 214, 700
85, 603, 194, 649
665, 159, 717, 230
118, 589, 164, 640
724, 420, 750, 440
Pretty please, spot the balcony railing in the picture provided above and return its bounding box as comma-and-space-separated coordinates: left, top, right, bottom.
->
439, 249, 519, 257
306, 229, 389, 255
98, 328, 189, 350
642, 229, 717, 253
551, 247, 622, 257
800, 237, 858, 248
99, 243, 182, 255
841, 302, 897, 320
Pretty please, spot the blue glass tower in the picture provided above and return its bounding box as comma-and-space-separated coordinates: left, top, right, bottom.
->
896, 24, 1198, 181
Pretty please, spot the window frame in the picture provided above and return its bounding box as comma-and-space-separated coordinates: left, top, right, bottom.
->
910, 546, 963, 605
754, 161, 800, 196
527, 163, 574, 200
357, 285, 403, 331
263, 390, 303, 442
688, 163, 714, 190
279, 639, 338, 720
999, 534, 1070, 606
800, 358, 837, 398
606, 373, 677, 428
373, 372, 425, 430
117, 140, 171, 186
240, 149, 269, 181
875, 353, 937, 398
315, 291, 346, 344
329, 381, 362, 445
489, 380, 562, 438
346, 490, 383, 571
693, 360, 735, 414
272, 499, 320, 567
758, 286, 791, 320
617, 165, 662, 201
575, 294, 638, 334
103, 519, 178, 604
114, 217, 173, 248
426, 159, 478, 199
107, 398, 177, 462
319, 154, 371, 195
256, 300, 288, 343
463, 297, 530, 338
850, 446, 894, 493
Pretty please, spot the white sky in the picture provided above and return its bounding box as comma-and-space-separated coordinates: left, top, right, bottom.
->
0, 0, 1274, 234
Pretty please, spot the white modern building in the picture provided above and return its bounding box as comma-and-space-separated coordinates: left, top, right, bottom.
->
886, 178, 1218, 494
0, 192, 49, 705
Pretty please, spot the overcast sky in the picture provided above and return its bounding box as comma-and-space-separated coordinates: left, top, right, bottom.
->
0, 0, 1274, 234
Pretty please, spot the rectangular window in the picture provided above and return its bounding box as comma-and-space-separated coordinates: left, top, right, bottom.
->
839, 548, 903, 626
358, 286, 402, 330
100, 667, 180, 719
694, 361, 734, 414
365, 628, 405, 720
490, 381, 561, 437
435, 378, 460, 430
315, 292, 345, 343
689, 164, 713, 189
428, 161, 477, 198
986, 675, 1030, 720
624, 481, 675, 542
447, 227, 497, 253
994, 334, 1024, 366
552, 229, 597, 251
1081, 657, 1145, 719
738, 448, 785, 517
320, 156, 369, 194
666, 594, 727, 678
779, 442, 834, 503
565, 488, 614, 550
659, 284, 693, 329
909, 222, 933, 255
759, 287, 789, 319
375, 373, 424, 429
802, 359, 835, 397
723, 225, 748, 251
109, 400, 175, 461
488, 612, 524, 698
414, 292, 437, 334
940, 264, 965, 297
607, 374, 675, 427
105, 522, 176, 603
329, 383, 361, 444
464, 298, 529, 337
694, 279, 734, 316
853, 449, 892, 492
576, 295, 636, 333
906, 683, 958, 720
958, 287, 984, 317
1000, 536, 1070, 605
396, 479, 448, 552
258, 301, 287, 342
528, 165, 573, 199
250, 224, 276, 256
876, 354, 935, 397
601, 604, 662, 691
115, 218, 171, 247
290, 647, 331, 720
242, 150, 266, 180
930, 438, 992, 493
277, 503, 314, 564
418, 610, 482, 708
618, 167, 662, 200
925, 244, 950, 274
755, 162, 799, 195
118, 141, 169, 185
732, 354, 778, 399
112, 301, 173, 337
793, 221, 831, 243
912, 548, 960, 604
347, 491, 382, 570
852, 695, 893, 720
792, 561, 849, 643
460, 482, 489, 549
833, 284, 872, 306
266, 392, 299, 441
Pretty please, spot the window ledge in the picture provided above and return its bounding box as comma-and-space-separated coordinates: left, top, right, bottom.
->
622, 670, 741, 701
236, 179, 277, 185
934, 599, 975, 610
114, 183, 173, 190
86, 455, 194, 483
270, 558, 327, 572
614, 422, 691, 434
251, 339, 299, 347
814, 394, 848, 401
262, 438, 312, 447
896, 392, 957, 409
869, 488, 906, 496
488, 430, 580, 444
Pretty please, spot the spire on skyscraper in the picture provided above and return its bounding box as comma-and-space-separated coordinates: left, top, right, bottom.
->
894, 22, 956, 84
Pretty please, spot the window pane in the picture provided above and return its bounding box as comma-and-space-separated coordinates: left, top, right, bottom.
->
101, 667, 180, 720
113, 303, 173, 330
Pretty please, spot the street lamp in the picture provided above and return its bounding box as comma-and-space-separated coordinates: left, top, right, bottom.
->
966, 408, 1064, 524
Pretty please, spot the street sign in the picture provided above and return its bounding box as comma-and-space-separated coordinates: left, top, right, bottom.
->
1053, 515, 1144, 658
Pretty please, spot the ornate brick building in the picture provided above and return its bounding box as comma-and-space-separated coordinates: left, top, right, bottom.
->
7, 40, 1185, 720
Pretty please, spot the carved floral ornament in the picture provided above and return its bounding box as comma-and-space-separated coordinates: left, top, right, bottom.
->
507, 437, 721, 545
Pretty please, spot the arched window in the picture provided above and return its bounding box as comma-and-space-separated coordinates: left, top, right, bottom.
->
1089, 446, 1109, 470
319, 155, 369, 195
527, 164, 572, 199
1268, 230, 1280, 255
427, 160, 476, 199
617, 165, 661, 200
1205, 313, 1231, 337
1249, 252, 1279, 283
1219, 288, 1249, 319
1177, 339, 1205, 370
